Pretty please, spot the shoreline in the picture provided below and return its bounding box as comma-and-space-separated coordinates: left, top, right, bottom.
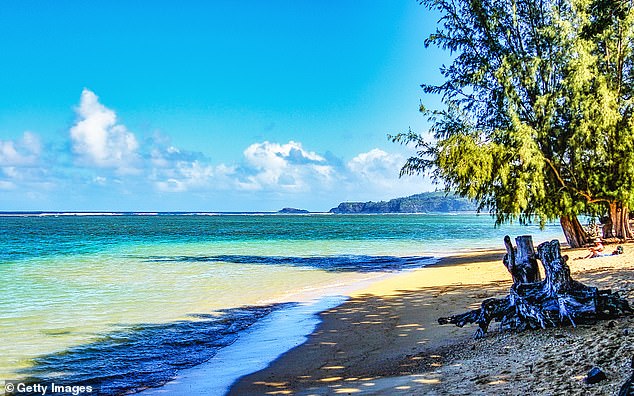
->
229, 245, 634, 395
138, 258, 442, 396
139, 297, 348, 396
138, 247, 535, 395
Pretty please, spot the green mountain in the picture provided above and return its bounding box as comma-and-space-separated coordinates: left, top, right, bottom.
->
329, 192, 476, 214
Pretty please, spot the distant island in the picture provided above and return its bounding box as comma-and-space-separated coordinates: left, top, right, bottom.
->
329, 192, 476, 214
277, 208, 310, 214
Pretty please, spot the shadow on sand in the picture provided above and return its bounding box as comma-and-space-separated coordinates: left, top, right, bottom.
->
229, 265, 634, 395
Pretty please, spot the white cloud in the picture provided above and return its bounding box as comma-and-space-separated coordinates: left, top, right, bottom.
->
150, 148, 171, 168
149, 140, 337, 194
0, 133, 48, 192
0, 164, 56, 193
154, 160, 216, 192
0, 107, 431, 209
70, 89, 139, 171
0, 132, 41, 166
238, 141, 335, 191
346, 148, 429, 199
348, 148, 403, 180
149, 144, 197, 169
149, 136, 231, 193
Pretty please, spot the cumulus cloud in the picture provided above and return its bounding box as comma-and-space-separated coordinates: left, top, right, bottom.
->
70, 89, 139, 171
149, 139, 338, 194
154, 161, 215, 192
237, 141, 335, 192
148, 135, 231, 193
347, 148, 403, 180
150, 146, 180, 168
148, 140, 424, 200
346, 148, 428, 198
149, 137, 205, 169
0, 164, 56, 193
0, 132, 47, 192
0, 132, 41, 166
0, 97, 430, 208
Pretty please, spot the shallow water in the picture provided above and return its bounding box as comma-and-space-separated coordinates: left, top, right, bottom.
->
0, 214, 565, 393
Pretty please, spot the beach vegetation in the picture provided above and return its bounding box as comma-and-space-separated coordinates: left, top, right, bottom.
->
393, 0, 634, 247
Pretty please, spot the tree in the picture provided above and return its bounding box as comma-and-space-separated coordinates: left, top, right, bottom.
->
393, 0, 634, 246
571, 0, 634, 240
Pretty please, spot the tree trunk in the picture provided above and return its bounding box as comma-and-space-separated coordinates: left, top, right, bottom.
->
605, 202, 633, 241
602, 215, 614, 239
560, 215, 588, 248
503, 235, 541, 284
438, 236, 632, 338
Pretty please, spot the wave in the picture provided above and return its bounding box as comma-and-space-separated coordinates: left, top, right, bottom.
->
18, 304, 293, 395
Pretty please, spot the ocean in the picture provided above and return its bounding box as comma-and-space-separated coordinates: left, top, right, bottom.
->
0, 213, 565, 394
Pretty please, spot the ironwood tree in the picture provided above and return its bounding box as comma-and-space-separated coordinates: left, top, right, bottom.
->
570, 0, 634, 240
393, 0, 634, 246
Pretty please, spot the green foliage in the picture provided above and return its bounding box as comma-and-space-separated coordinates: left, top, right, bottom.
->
329, 191, 476, 214
393, 0, 634, 228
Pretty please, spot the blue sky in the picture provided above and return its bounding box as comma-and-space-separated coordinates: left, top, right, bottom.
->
0, 1, 447, 211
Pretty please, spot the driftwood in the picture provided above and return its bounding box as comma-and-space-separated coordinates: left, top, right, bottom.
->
439, 236, 632, 338
503, 235, 541, 284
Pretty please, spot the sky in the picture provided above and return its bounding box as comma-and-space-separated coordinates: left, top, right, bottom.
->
0, 1, 448, 212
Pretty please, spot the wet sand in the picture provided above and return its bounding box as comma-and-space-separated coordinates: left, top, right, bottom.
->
230, 245, 634, 395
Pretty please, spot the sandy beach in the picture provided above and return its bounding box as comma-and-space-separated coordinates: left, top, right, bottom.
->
230, 244, 634, 395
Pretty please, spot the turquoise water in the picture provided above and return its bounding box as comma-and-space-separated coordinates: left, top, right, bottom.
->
0, 214, 564, 394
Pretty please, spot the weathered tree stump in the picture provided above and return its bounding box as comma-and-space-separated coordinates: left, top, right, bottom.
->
438, 236, 632, 338
503, 235, 541, 284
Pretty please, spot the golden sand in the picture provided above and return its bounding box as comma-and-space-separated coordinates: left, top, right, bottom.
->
230, 244, 634, 395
